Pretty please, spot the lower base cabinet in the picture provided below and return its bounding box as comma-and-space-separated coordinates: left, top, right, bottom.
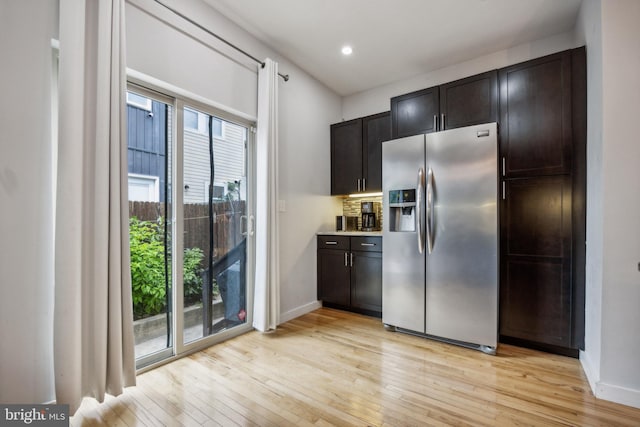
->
500, 176, 577, 356
317, 235, 382, 317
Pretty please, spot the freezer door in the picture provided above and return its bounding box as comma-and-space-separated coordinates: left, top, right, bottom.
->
382, 135, 426, 333
424, 123, 498, 349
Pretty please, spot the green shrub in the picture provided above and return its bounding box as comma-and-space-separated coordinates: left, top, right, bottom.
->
129, 217, 205, 319
129, 217, 167, 319
183, 247, 204, 301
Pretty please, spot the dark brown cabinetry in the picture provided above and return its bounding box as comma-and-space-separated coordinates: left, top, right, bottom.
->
350, 236, 383, 313
362, 112, 390, 193
331, 119, 362, 196
331, 112, 390, 195
501, 176, 573, 348
317, 236, 351, 307
499, 53, 572, 177
440, 71, 498, 131
499, 48, 586, 356
317, 235, 382, 317
391, 87, 439, 138
390, 70, 497, 138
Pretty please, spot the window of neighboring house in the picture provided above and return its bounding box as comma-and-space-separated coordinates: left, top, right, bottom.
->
128, 173, 159, 202
211, 117, 223, 138
127, 91, 152, 111
204, 181, 226, 202
184, 107, 225, 138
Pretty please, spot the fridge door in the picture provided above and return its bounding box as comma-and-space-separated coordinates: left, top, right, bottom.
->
382, 135, 426, 333
424, 123, 498, 349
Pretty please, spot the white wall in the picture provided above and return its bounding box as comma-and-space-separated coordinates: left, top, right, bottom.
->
277, 67, 344, 321
0, 0, 58, 403
126, 0, 258, 117
576, 0, 640, 409
126, 0, 342, 321
342, 31, 576, 120
599, 2, 640, 400
575, 0, 604, 395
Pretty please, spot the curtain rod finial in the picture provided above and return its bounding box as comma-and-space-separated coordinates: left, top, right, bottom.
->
283, 74, 289, 82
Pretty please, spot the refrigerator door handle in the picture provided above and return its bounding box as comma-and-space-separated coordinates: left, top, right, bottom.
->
426, 167, 434, 254
417, 167, 426, 254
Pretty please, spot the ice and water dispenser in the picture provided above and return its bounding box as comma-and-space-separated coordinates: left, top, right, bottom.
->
388, 189, 416, 232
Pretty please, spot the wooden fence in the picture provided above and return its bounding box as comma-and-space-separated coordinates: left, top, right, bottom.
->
129, 201, 245, 264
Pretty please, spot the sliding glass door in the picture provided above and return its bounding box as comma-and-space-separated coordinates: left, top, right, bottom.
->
127, 84, 254, 369
180, 104, 251, 346
126, 87, 174, 366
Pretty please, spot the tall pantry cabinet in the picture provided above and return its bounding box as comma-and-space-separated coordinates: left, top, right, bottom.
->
499, 47, 586, 356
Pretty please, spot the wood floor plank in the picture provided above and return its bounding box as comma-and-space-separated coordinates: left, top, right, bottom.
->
72, 308, 640, 426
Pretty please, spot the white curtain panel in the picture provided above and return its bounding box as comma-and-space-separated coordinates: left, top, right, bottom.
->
253, 59, 281, 332
55, 0, 135, 413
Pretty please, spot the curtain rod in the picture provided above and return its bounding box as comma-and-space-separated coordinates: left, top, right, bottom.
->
153, 0, 290, 82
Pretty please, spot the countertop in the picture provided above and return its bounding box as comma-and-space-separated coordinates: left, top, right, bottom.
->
317, 231, 382, 237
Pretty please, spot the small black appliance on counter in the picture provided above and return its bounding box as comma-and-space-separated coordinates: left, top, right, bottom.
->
336, 215, 359, 231
361, 201, 380, 231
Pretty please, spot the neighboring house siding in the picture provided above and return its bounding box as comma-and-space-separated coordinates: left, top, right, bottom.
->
183, 121, 246, 204
127, 101, 167, 202
127, 100, 244, 205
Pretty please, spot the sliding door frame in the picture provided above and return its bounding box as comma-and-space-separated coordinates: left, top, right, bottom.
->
128, 73, 256, 372
127, 83, 176, 369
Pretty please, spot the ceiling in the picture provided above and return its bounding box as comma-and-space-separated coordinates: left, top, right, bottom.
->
202, 0, 583, 96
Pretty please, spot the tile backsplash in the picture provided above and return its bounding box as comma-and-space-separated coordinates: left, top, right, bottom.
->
342, 196, 383, 230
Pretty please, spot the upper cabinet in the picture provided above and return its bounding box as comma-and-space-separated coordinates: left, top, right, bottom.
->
390, 70, 497, 139
440, 70, 498, 131
331, 112, 390, 195
499, 51, 572, 177
390, 87, 439, 138
331, 118, 362, 196
362, 112, 391, 193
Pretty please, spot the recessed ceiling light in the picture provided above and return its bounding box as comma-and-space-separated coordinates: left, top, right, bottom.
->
341, 46, 353, 56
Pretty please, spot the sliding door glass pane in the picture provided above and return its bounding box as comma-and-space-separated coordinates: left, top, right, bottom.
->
183, 106, 248, 344
127, 91, 173, 363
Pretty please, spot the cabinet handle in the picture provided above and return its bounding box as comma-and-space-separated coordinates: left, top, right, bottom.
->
502, 157, 506, 176
357, 178, 361, 192
433, 115, 437, 131
502, 181, 506, 200
362, 178, 366, 192
360, 243, 375, 247
325, 241, 338, 245
344, 252, 348, 266
350, 252, 354, 267
441, 113, 445, 130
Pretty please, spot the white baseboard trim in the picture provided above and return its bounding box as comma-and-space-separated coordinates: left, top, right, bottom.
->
579, 350, 598, 393
595, 382, 640, 409
580, 350, 640, 409
279, 301, 322, 324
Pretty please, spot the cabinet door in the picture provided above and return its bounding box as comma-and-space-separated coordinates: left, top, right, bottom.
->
331, 119, 362, 195
351, 251, 382, 314
391, 86, 439, 138
500, 176, 573, 347
317, 249, 351, 307
499, 51, 572, 177
440, 70, 497, 130
362, 112, 390, 192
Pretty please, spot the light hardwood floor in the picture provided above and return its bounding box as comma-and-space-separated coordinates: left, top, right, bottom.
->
72, 308, 640, 426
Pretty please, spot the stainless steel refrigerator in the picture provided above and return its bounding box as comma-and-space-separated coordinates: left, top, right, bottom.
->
382, 123, 498, 354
